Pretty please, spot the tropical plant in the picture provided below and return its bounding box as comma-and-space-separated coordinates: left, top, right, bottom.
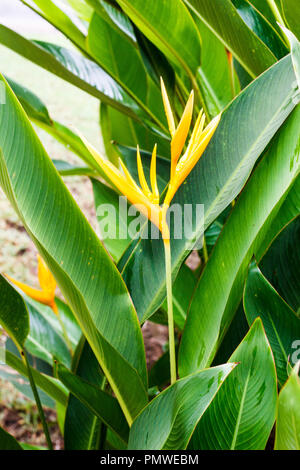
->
0, 0, 299, 451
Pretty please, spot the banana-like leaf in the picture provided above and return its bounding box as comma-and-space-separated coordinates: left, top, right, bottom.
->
0, 367, 55, 409
0, 76, 147, 424
195, 18, 239, 116
26, 297, 82, 350
87, 0, 136, 44
179, 104, 300, 376
244, 264, 300, 387
3, 349, 68, 407
57, 362, 129, 443
87, 12, 166, 131
0, 426, 22, 450
122, 54, 299, 323
92, 178, 134, 262
116, 0, 201, 82
0, 25, 143, 120
25, 302, 71, 367
64, 338, 105, 450
128, 363, 236, 450
282, 25, 300, 90
275, 363, 300, 450
5, 75, 104, 171
28, 0, 87, 49
0, 275, 29, 348
184, 0, 277, 77
282, 0, 300, 41
189, 319, 277, 450
231, 0, 288, 58
260, 216, 300, 312
160, 264, 197, 330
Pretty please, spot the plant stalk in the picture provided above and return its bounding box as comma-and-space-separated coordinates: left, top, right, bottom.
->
22, 350, 53, 450
163, 239, 177, 385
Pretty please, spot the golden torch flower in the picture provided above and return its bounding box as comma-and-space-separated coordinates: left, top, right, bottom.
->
80, 78, 220, 242
5, 255, 58, 314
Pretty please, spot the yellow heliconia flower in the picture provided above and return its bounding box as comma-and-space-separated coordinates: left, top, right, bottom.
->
80, 78, 220, 241
5, 255, 58, 314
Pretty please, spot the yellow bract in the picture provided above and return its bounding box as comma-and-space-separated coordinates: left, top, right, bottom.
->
5, 255, 58, 314
80, 78, 220, 240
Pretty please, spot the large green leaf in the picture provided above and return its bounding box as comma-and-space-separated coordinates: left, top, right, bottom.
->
231, 0, 288, 58
25, 301, 71, 368
184, 0, 277, 77
275, 363, 300, 450
244, 264, 300, 386
64, 339, 105, 450
28, 0, 87, 49
189, 319, 277, 450
87, 12, 166, 130
0, 426, 22, 450
116, 0, 201, 84
57, 363, 129, 443
121, 54, 299, 323
0, 275, 29, 348
179, 104, 300, 376
0, 76, 147, 424
260, 216, 300, 312
128, 363, 235, 450
282, 0, 300, 41
3, 349, 68, 407
0, 25, 143, 120
195, 19, 239, 116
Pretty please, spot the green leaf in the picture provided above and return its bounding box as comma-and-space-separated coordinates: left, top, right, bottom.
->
87, 14, 143, 107
122, 54, 299, 323
179, 103, 300, 376
0, 75, 147, 424
92, 178, 133, 262
260, 216, 300, 312
25, 302, 71, 367
282, 0, 300, 41
0, 426, 22, 450
160, 264, 197, 330
195, 19, 240, 116
280, 24, 300, 90
244, 263, 300, 386
0, 25, 143, 120
275, 363, 300, 450
0, 367, 55, 409
189, 319, 277, 450
184, 0, 277, 77
29, 0, 87, 49
116, 0, 202, 82
57, 362, 129, 443
3, 348, 68, 407
231, 0, 288, 58
128, 363, 235, 450
64, 339, 105, 450
0, 275, 29, 348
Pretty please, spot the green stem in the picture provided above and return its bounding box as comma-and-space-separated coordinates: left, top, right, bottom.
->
202, 235, 208, 265
22, 351, 53, 450
163, 239, 177, 385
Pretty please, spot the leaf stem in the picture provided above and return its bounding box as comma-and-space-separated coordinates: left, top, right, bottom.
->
163, 239, 177, 385
202, 235, 208, 264
22, 350, 53, 450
